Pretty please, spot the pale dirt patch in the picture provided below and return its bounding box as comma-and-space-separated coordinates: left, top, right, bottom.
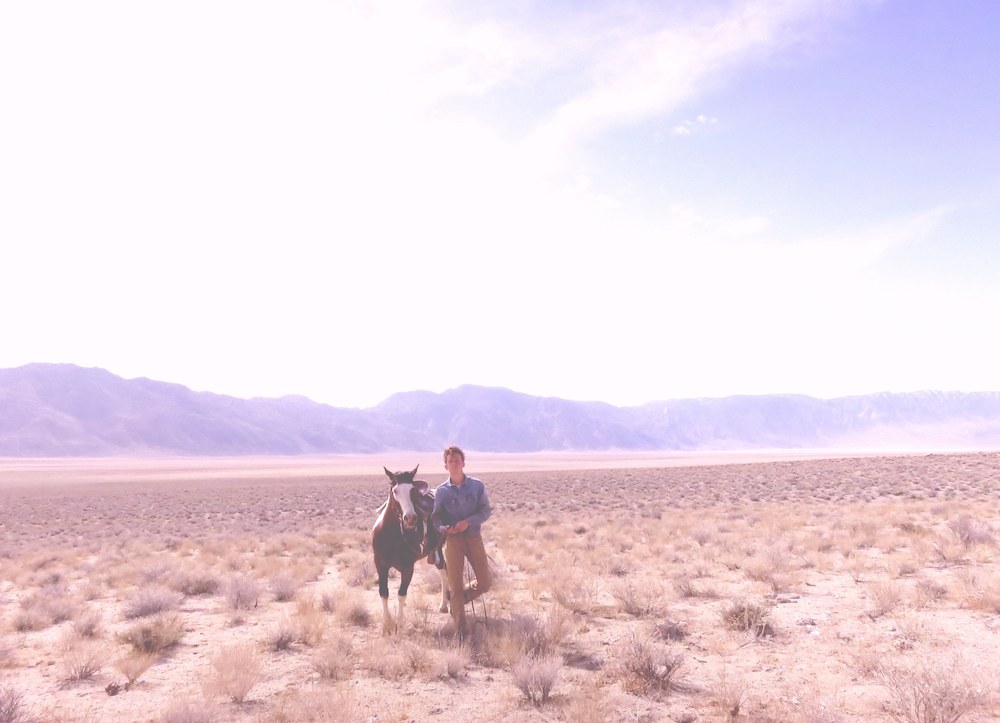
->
1, 452, 1000, 721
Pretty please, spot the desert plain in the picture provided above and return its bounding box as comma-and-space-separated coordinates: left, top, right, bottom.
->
1, 449, 1000, 722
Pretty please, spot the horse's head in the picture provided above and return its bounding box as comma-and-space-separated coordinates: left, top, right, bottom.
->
384, 465, 420, 530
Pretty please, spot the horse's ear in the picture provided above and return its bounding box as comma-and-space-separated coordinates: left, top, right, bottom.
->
384, 466, 394, 481
411, 465, 419, 477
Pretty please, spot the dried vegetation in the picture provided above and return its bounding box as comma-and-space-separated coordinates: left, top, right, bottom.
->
1, 452, 1000, 720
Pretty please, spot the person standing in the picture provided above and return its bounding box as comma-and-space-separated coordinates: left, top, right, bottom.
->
432, 445, 492, 634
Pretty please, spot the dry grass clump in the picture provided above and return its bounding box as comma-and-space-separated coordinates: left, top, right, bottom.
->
330, 588, 371, 628
160, 700, 217, 723
547, 565, 599, 613
269, 572, 300, 602
720, 598, 775, 639
293, 598, 329, 647
265, 616, 301, 651
202, 643, 263, 703
610, 579, 666, 617
14, 584, 77, 631
123, 586, 183, 619
264, 686, 359, 723
510, 653, 562, 706
311, 633, 354, 681
116, 613, 186, 654
0, 686, 30, 723
611, 632, 685, 697
874, 654, 995, 723
113, 652, 157, 690
224, 574, 262, 611
71, 607, 103, 638
61, 641, 105, 682
867, 578, 904, 619
673, 574, 720, 599
712, 666, 747, 719
948, 514, 994, 549
167, 567, 221, 596
484, 608, 573, 667
958, 570, 1000, 614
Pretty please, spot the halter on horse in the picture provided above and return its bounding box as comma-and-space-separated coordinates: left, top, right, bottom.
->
372, 465, 449, 634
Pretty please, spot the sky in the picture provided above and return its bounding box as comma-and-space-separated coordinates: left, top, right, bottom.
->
2, 0, 999, 409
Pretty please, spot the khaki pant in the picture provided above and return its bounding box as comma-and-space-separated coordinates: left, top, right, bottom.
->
444, 534, 491, 631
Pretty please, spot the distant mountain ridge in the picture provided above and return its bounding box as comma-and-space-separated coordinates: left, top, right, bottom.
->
1, 363, 999, 456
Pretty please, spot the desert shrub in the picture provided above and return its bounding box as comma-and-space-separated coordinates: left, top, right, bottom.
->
270, 572, 299, 602
867, 579, 904, 619
612, 632, 684, 697
224, 574, 261, 611
549, 568, 599, 613
948, 515, 994, 548
712, 667, 747, 719
160, 700, 216, 723
875, 655, 992, 723
114, 652, 156, 689
312, 634, 353, 681
61, 642, 104, 682
168, 568, 220, 596
653, 619, 687, 641
958, 570, 1000, 614
610, 579, 666, 617
295, 601, 328, 647
563, 684, 618, 723
0, 686, 29, 723
72, 607, 103, 638
914, 578, 949, 606
673, 575, 719, 599
266, 617, 300, 651
332, 589, 371, 628
123, 586, 183, 619
510, 653, 562, 705
117, 613, 186, 654
13, 607, 50, 632
720, 598, 775, 638
203, 643, 263, 703
441, 644, 470, 679
265, 687, 359, 723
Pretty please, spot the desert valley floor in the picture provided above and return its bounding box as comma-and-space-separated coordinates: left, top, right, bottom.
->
2, 450, 1000, 722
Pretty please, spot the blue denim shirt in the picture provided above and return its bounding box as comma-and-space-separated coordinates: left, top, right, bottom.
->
432, 475, 491, 537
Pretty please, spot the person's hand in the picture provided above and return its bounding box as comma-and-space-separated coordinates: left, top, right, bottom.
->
448, 520, 470, 534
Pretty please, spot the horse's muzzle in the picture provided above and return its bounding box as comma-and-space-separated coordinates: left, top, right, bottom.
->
402, 513, 417, 530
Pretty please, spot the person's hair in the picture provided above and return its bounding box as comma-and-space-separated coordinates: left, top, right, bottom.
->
443, 445, 465, 463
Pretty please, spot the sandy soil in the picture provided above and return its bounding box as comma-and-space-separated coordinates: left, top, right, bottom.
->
2, 451, 1000, 722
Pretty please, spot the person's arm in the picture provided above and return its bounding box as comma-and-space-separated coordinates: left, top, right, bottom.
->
431, 487, 451, 533
462, 480, 491, 528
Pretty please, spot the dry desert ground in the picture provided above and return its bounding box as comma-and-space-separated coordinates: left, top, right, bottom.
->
2, 450, 1000, 722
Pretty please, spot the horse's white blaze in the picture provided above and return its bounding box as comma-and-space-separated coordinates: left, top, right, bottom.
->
392, 482, 417, 525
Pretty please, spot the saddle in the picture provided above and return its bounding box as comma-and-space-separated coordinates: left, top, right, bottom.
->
412, 480, 445, 567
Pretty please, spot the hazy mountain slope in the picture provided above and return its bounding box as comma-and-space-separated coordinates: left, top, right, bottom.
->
1, 364, 999, 456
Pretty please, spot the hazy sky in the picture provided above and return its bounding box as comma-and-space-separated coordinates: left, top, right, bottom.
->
2, 1, 999, 408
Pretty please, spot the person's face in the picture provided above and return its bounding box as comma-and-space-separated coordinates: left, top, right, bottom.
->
445, 452, 465, 478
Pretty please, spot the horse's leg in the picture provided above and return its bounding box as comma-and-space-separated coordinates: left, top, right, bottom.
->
377, 564, 394, 635
438, 564, 450, 613
397, 563, 415, 633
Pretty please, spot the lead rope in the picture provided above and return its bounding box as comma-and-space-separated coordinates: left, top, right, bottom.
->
465, 561, 488, 629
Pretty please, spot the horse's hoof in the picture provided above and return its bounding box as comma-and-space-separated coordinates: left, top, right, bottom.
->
439, 604, 449, 614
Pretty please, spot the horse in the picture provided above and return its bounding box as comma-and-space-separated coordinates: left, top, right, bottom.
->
372, 465, 449, 634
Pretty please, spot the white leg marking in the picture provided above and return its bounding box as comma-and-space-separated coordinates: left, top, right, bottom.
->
381, 597, 395, 635
397, 595, 406, 633
438, 567, 450, 613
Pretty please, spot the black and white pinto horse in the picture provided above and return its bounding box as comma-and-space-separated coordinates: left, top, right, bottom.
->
372, 466, 448, 634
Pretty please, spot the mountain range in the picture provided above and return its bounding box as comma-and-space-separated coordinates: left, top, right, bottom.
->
2, 363, 999, 456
